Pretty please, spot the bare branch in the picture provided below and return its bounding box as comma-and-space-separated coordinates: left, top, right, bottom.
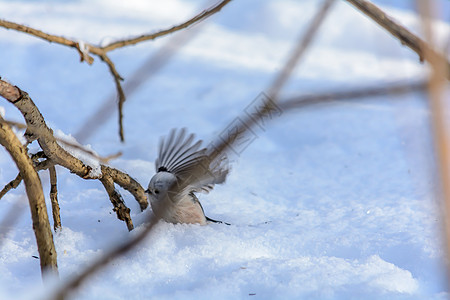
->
0, 115, 58, 276
0, 173, 22, 199
101, 165, 148, 211
416, 0, 450, 275
0, 19, 93, 63
0, 79, 20, 101
344, 0, 450, 80
0, 157, 55, 201
100, 174, 134, 231
75, 21, 202, 143
97, 53, 126, 141
100, 0, 232, 52
280, 80, 428, 111
0, 79, 148, 228
0, 173, 22, 200
49, 166, 61, 231
13, 88, 93, 178
0, 0, 233, 141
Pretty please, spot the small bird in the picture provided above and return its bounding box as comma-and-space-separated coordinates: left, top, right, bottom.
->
146, 128, 229, 225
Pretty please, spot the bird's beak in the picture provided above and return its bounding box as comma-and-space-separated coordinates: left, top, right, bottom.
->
144, 189, 150, 194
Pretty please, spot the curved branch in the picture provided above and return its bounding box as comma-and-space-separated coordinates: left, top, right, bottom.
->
0, 0, 231, 55
98, 53, 126, 141
100, 0, 232, 52
344, 0, 450, 80
0, 172, 22, 200
101, 165, 148, 211
0, 80, 148, 227
0, 116, 58, 276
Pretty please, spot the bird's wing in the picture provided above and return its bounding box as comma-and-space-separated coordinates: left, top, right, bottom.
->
155, 128, 230, 201
155, 128, 204, 173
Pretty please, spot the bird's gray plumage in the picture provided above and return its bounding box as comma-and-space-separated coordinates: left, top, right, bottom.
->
147, 128, 229, 225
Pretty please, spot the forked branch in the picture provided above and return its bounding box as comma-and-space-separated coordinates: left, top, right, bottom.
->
0, 0, 232, 141
0, 79, 148, 230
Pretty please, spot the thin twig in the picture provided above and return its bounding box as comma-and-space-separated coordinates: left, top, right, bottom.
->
0, 19, 92, 62
344, 0, 450, 80
98, 53, 126, 141
49, 166, 61, 231
99, 0, 232, 52
74, 8, 205, 143
0, 173, 22, 200
0, 158, 55, 201
0, 0, 233, 141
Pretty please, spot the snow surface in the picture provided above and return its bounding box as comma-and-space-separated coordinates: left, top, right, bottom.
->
0, 0, 449, 299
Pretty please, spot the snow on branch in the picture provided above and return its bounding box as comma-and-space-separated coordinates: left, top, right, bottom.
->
0, 79, 148, 230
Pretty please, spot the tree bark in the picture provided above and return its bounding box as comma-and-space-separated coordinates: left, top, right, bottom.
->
0, 80, 147, 229
0, 116, 58, 276
49, 166, 61, 231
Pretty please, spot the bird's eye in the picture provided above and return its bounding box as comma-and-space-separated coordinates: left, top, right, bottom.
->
154, 189, 160, 194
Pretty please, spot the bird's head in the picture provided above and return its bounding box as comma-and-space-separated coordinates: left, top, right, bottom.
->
146, 171, 177, 204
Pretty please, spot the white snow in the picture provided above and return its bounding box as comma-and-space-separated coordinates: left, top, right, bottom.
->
0, 0, 449, 299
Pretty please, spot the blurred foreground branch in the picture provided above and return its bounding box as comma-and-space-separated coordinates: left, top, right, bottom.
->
2, 0, 434, 297
417, 0, 450, 280
345, 0, 450, 80
280, 80, 427, 111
